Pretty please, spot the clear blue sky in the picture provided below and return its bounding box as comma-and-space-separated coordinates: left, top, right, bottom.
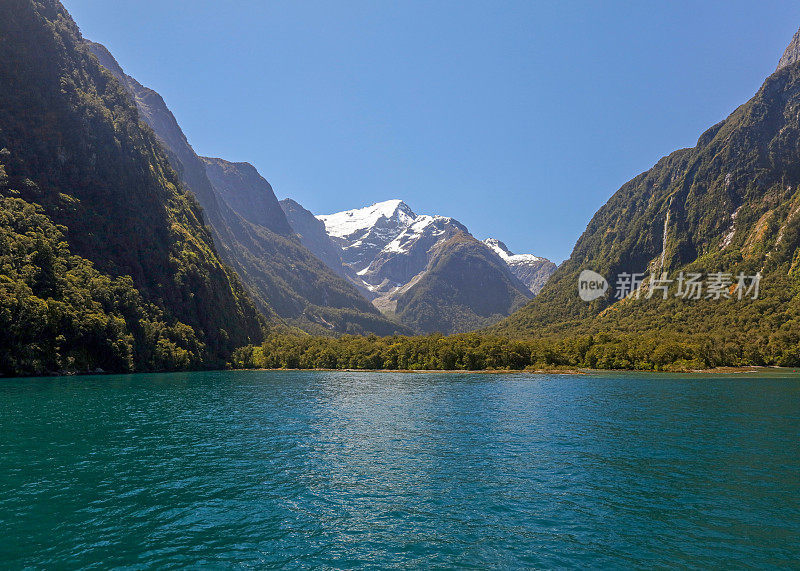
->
61, 0, 800, 263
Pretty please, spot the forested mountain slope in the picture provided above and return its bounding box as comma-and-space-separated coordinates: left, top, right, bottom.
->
0, 0, 264, 374
492, 29, 800, 365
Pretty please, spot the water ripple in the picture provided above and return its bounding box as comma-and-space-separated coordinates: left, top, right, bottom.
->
1, 371, 798, 568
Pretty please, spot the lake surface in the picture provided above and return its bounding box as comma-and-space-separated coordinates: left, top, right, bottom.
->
1, 370, 798, 569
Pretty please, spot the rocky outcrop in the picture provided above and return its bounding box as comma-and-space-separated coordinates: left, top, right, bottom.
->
777, 26, 800, 71
359, 215, 468, 294
280, 198, 347, 276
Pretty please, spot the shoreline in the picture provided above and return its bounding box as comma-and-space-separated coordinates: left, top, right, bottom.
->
236, 365, 793, 376
3, 366, 796, 380
239, 367, 586, 375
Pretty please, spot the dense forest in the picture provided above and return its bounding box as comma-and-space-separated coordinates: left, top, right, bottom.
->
0, 195, 213, 375
231, 327, 800, 373
229, 262, 800, 373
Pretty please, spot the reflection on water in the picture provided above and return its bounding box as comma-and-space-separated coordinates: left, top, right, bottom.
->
0, 370, 798, 568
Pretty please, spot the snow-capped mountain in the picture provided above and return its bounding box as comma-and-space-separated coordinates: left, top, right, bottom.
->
359, 214, 469, 295
318, 200, 467, 293
315, 199, 555, 297
483, 238, 557, 294
296, 200, 556, 333
318, 199, 417, 272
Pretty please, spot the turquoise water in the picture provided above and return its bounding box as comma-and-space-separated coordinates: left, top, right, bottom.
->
1, 370, 799, 568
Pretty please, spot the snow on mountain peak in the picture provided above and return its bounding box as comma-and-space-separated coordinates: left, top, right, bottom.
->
483, 238, 543, 264
381, 214, 456, 254
318, 199, 416, 239
484, 238, 513, 259
313, 198, 556, 302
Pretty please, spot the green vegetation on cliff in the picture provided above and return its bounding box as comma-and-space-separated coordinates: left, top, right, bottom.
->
0, 196, 213, 375
0, 0, 264, 375
491, 47, 800, 344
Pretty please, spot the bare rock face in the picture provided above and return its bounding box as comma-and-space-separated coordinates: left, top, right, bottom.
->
777, 27, 800, 71
280, 199, 347, 276
360, 215, 469, 294
203, 157, 293, 236
318, 200, 417, 271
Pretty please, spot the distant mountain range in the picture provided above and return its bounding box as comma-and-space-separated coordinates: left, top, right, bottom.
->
281, 199, 555, 333
482, 238, 556, 294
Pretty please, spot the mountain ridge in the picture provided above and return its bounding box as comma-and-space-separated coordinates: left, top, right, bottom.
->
777, 27, 800, 71
317, 199, 555, 296
483, 238, 558, 294
391, 231, 534, 334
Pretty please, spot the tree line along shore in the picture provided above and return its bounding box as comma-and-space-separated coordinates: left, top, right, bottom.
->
230, 332, 800, 373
